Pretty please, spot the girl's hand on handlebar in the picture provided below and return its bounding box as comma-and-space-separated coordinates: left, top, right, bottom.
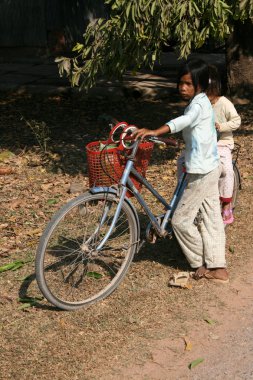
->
132, 128, 158, 141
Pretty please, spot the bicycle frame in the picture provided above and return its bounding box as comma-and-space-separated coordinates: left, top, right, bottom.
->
91, 140, 187, 251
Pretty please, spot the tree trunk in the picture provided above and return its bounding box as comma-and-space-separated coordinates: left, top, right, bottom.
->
226, 20, 253, 98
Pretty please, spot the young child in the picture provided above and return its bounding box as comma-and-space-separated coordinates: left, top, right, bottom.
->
134, 58, 228, 283
207, 65, 241, 224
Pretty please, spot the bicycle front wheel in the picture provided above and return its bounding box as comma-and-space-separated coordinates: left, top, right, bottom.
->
35, 192, 138, 310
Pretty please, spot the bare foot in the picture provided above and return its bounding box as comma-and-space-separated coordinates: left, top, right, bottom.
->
204, 268, 229, 283
192, 265, 209, 280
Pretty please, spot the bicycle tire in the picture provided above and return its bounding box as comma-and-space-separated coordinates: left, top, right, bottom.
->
35, 192, 138, 311
231, 163, 241, 209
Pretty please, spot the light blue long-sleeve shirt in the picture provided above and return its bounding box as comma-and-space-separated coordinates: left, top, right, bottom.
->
166, 93, 219, 174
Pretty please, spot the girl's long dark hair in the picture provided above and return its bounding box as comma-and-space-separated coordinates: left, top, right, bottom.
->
177, 58, 209, 93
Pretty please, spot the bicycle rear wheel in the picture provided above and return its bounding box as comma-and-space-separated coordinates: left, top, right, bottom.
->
35, 192, 138, 310
231, 163, 241, 209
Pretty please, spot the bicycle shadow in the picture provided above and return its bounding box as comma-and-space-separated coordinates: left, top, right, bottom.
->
133, 211, 191, 271
135, 238, 191, 271
18, 273, 62, 311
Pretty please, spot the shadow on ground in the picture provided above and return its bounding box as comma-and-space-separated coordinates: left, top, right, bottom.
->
0, 91, 184, 175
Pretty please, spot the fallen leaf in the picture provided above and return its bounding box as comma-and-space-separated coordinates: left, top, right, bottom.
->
188, 358, 204, 369
18, 296, 44, 310
47, 198, 58, 205
184, 283, 193, 289
86, 271, 103, 279
0, 223, 9, 229
204, 317, 216, 325
229, 245, 235, 253
58, 319, 68, 328
0, 167, 14, 175
0, 260, 25, 273
9, 199, 25, 209
0, 150, 15, 162
183, 336, 193, 351
19, 302, 33, 310
0, 258, 33, 273
0, 294, 13, 304
25, 228, 42, 237
41, 183, 53, 191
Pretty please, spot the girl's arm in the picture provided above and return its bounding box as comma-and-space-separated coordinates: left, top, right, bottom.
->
218, 100, 241, 132
134, 103, 201, 140
133, 124, 171, 140
166, 103, 201, 133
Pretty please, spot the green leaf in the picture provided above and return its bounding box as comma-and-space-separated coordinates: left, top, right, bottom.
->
188, 358, 204, 369
58, 0, 246, 91
19, 303, 33, 310
204, 317, 216, 325
151, 1, 156, 16
86, 271, 103, 279
229, 245, 235, 253
72, 42, 84, 52
0, 260, 25, 273
18, 296, 43, 309
131, 4, 136, 22
19, 296, 43, 303
47, 198, 58, 205
126, 2, 132, 18
179, 3, 186, 19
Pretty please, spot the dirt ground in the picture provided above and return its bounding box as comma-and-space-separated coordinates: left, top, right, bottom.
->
0, 90, 252, 380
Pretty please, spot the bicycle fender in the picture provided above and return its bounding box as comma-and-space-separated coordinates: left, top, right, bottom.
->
89, 186, 140, 246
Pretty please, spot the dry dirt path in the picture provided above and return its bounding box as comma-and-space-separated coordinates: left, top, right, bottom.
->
116, 257, 253, 380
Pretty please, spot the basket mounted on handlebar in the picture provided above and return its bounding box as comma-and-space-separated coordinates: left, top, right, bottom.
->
86, 122, 154, 197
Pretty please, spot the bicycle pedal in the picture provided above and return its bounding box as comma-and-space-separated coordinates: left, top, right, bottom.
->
146, 231, 157, 244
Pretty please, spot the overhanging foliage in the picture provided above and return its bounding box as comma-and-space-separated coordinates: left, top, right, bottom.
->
56, 0, 253, 90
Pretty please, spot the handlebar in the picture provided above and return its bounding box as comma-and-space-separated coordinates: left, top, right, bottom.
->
121, 135, 178, 148
108, 121, 179, 150
147, 136, 178, 147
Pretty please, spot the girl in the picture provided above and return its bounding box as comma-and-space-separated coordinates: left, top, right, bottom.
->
207, 65, 241, 224
134, 59, 228, 283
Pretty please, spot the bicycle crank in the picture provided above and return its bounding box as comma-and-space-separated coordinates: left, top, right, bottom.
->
145, 215, 164, 244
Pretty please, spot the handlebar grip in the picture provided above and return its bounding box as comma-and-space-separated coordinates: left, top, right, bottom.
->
149, 136, 178, 147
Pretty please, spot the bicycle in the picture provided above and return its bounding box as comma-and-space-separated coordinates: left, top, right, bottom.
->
35, 122, 241, 311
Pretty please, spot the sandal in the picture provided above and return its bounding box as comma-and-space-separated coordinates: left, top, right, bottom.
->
222, 209, 234, 225
168, 272, 191, 288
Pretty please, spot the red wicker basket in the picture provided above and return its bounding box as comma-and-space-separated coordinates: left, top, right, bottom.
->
86, 141, 153, 197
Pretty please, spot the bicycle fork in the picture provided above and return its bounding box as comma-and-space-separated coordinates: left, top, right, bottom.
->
95, 158, 135, 251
